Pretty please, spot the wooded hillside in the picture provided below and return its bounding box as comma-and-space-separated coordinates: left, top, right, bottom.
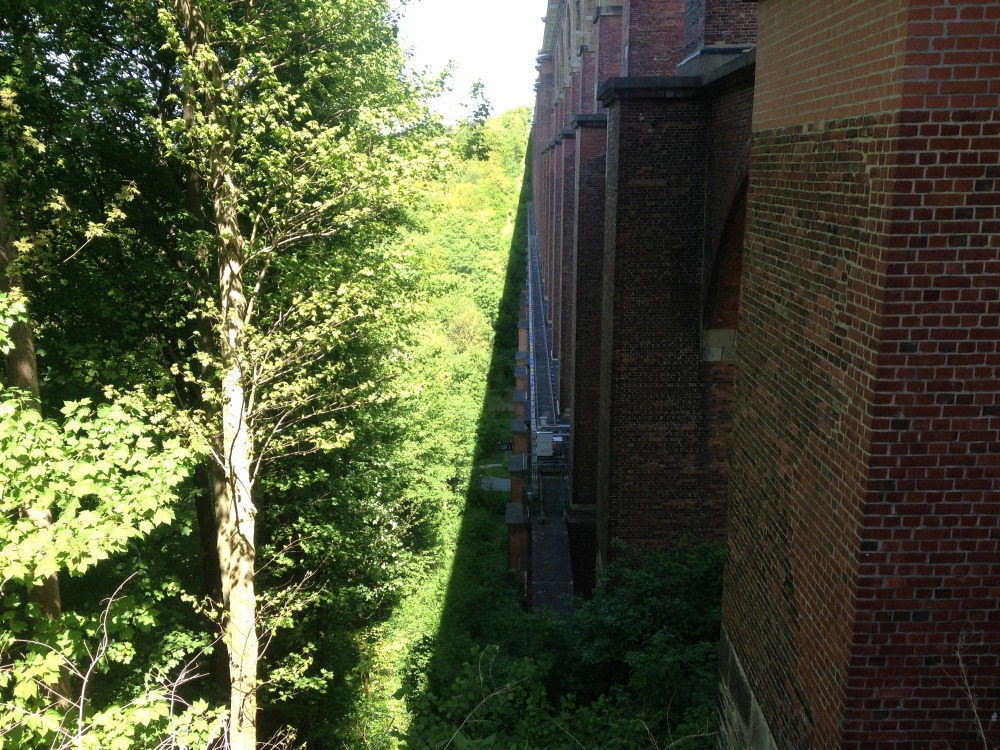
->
0, 1, 531, 746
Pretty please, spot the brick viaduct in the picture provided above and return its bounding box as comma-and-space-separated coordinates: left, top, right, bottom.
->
526, 1, 1000, 747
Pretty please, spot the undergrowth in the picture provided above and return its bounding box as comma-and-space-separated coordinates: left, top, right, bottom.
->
404, 541, 725, 750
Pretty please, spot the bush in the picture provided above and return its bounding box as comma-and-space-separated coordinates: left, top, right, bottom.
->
406, 541, 724, 749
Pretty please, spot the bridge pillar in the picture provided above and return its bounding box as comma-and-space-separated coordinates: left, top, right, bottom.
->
568, 114, 608, 509
721, 2, 1000, 747
557, 129, 577, 413
595, 80, 708, 562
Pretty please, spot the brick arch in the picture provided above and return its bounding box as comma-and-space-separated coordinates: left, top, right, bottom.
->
704, 178, 747, 329
697, 178, 747, 544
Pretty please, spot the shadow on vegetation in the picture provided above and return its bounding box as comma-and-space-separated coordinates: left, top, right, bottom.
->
397, 138, 727, 749
407, 140, 534, 703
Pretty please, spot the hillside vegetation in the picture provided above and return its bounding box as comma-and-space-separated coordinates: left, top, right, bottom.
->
1, 2, 721, 746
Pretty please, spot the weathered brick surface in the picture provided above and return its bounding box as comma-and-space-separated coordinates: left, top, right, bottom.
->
724, 111, 898, 750
513, 388, 528, 422
534, 55, 556, 313
537, 56, 555, 137
682, 0, 758, 61
683, 0, 707, 59
595, 6, 624, 101
515, 365, 528, 394
536, 0, 999, 747
510, 469, 526, 504
722, 3, 1000, 749
844, 69, 1000, 750
578, 47, 596, 115
559, 133, 577, 411
570, 118, 608, 507
699, 357, 735, 534
704, 186, 746, 330
544, 145, 555, 300
622, 0, 686, 75
704, 0, 756, 48
597, 87, 709, 557
752, 0, 910, 130
700, 63, 754, 541
506, 515, 531, 577
534, 58, 555, 162
512, 428, 530, 458
589, 61, 753, 562
706, 77, 754, 289
550, 139, 563, 320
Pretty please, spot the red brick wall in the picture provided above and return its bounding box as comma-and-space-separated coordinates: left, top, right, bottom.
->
536, 57, 555, 142
900, 0, 1000, 111
550, 140, 563, 330
507, 519, 531, 576
546, 141, 554, 299
588, 59, 752, 561
705, 75, 754, 308
579, 47, 596, 115
512, 430, 529, 456
705, 189, 745, 330
595, 6, 623, 100
722, 2, 1000, 748
699, 64, 754, 544
622, 0, 687, 75
682, 0, 758, 61
699, 357, 735, 534
725, 111, 895, 749
842, 3, 1000, 745
752, 0, 910, 129
510, 472, 526, 506
559, 134, 577, 412
596, 98, 619, 560
537, 52, 556, 309
704, 0, 757, 48
515, 370, 528, 393
569, 69, 581, 119
570, 120, 608, 507
597, 87, 708, 558
699, 189, 746, 530
532, 57, 554, 281
682, 0, 705, 59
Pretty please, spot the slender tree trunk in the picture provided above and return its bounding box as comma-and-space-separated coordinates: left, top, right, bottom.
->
176, 84, 229, 690
176, 3, 259, 746
214, 179, 258, 750
193, 462, 230, 688
0, 181, 72, 705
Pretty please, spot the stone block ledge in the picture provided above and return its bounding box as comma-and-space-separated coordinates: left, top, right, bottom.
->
598, 48, 756, 105
571, 113, 608, 128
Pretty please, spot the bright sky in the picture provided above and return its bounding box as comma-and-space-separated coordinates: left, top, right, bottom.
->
392, 0, 544, 122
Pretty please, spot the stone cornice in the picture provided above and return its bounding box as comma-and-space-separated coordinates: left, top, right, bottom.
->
541, 1, 562, 54
598, 48, 755, 105
593, 5, 623, 23
571, 113, 608, 128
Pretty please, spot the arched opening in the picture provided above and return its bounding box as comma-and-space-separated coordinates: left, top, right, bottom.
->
704, 180, 747, 332
699, 180, 747, 536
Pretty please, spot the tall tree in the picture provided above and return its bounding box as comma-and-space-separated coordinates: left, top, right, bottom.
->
3, 0, 447, 742
0, 66, 73, 707
154, 1, 443, 745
